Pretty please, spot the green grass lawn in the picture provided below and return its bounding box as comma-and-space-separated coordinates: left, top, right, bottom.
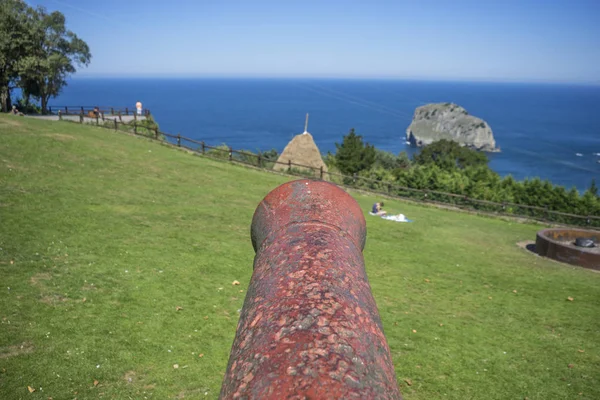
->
1, 114, 598, 400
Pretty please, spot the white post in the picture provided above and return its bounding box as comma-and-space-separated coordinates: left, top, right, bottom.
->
303, 113, 309, 134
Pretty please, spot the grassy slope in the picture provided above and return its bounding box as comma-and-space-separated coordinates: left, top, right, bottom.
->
0, 115, 598, 400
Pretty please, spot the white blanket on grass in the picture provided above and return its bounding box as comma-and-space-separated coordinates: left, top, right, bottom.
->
369, 212, 412, 222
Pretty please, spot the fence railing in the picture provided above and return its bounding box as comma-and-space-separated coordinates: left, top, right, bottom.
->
62, 116, 600, 229
49, 105, 151, 117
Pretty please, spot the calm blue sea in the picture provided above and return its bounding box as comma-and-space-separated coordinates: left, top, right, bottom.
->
49, 78, 600, 192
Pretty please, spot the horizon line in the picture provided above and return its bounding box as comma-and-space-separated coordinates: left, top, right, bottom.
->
70, 74, 600, 87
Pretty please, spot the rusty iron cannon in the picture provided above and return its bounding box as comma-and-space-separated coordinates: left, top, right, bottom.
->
219, 179, 401, 399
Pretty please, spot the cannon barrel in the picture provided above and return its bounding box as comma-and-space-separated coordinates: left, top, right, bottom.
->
220, 179, 401, 399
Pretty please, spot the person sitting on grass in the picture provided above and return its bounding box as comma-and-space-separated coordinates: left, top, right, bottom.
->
372, 201, 387, 216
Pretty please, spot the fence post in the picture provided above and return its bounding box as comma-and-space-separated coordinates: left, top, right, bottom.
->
353, 173, 357, 185
288, 159, 292, 172
154, 127, 158, 139
65, 106, 68, 114
177, 134, 181, 147
133, 111, 137, 121
58, 110, 62, 120
201, 141, 205, 154
320, 165, 324, 180
80, 106, 84, 114
134, 121, 138, 135
96, 114, 99, 125
110, 107, 114, 115
49, 106, 52, 114
114, 119, 117, 131
257, 152, 262, 168
79, 112, 83, 123
228, 146, 233, 161
125, 107, 129, 115
101, 112, 105, 121
118, 111, 122, 123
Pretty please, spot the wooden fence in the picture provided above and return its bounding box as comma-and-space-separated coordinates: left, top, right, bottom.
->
63, 115, 600, 229
49, 105, 151, 117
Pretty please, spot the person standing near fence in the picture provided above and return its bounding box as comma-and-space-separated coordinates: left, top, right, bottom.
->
136, 101, 142, 115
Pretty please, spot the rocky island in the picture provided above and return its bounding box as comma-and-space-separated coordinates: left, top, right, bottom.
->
406, 103, 499, 152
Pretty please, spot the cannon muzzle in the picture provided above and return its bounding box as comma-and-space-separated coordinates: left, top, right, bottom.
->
220, 179, 401, 399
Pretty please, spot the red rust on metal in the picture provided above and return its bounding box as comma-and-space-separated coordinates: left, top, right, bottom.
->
220, 179, 401, 399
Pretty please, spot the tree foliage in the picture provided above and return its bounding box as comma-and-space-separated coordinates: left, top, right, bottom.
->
331, 134, 599, 226
0, 0, 90, 113
413, 139, 489, 171
373, 149, 412, 170
0, 0, 30, 111
334, 128, 376, 175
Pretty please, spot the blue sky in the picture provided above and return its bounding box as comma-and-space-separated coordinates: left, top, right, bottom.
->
30, 0, 600, 83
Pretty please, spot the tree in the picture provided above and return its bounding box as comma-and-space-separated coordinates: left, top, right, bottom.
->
587, 178, 598, 199
0, 0, 30, 112
334, 128, 376, 176
373, 149, 412, 170
413, 139, 489, 171
19, 6, 90, 113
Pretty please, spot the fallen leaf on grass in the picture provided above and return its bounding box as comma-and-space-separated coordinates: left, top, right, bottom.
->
93, 380, 99, 386
488, 296, 492, 300
203, 316, 208, 320
175, 306, 183, 311
239, 290, 244, 293
232, 280, 240, 286
404, 379, 413, 386
10, 260, 14, 265
513, 290, 518, 293
412, 329, 417, 333
173, 364, 179, 369
82, 298, 86, 303
27, 386, 35, 393
198, 353, 204, 358
568, 364, 574, 368
439, 323, 444, 327
578, 349, 584, 353
424, 279, 430, 283
567, 297, 574, 302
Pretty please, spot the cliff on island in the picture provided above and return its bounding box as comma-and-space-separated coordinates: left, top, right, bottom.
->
406, 103, 499, 152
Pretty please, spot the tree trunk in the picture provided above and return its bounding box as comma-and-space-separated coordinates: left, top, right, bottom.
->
0, 85, 11, 113
41, 95, 48, 115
